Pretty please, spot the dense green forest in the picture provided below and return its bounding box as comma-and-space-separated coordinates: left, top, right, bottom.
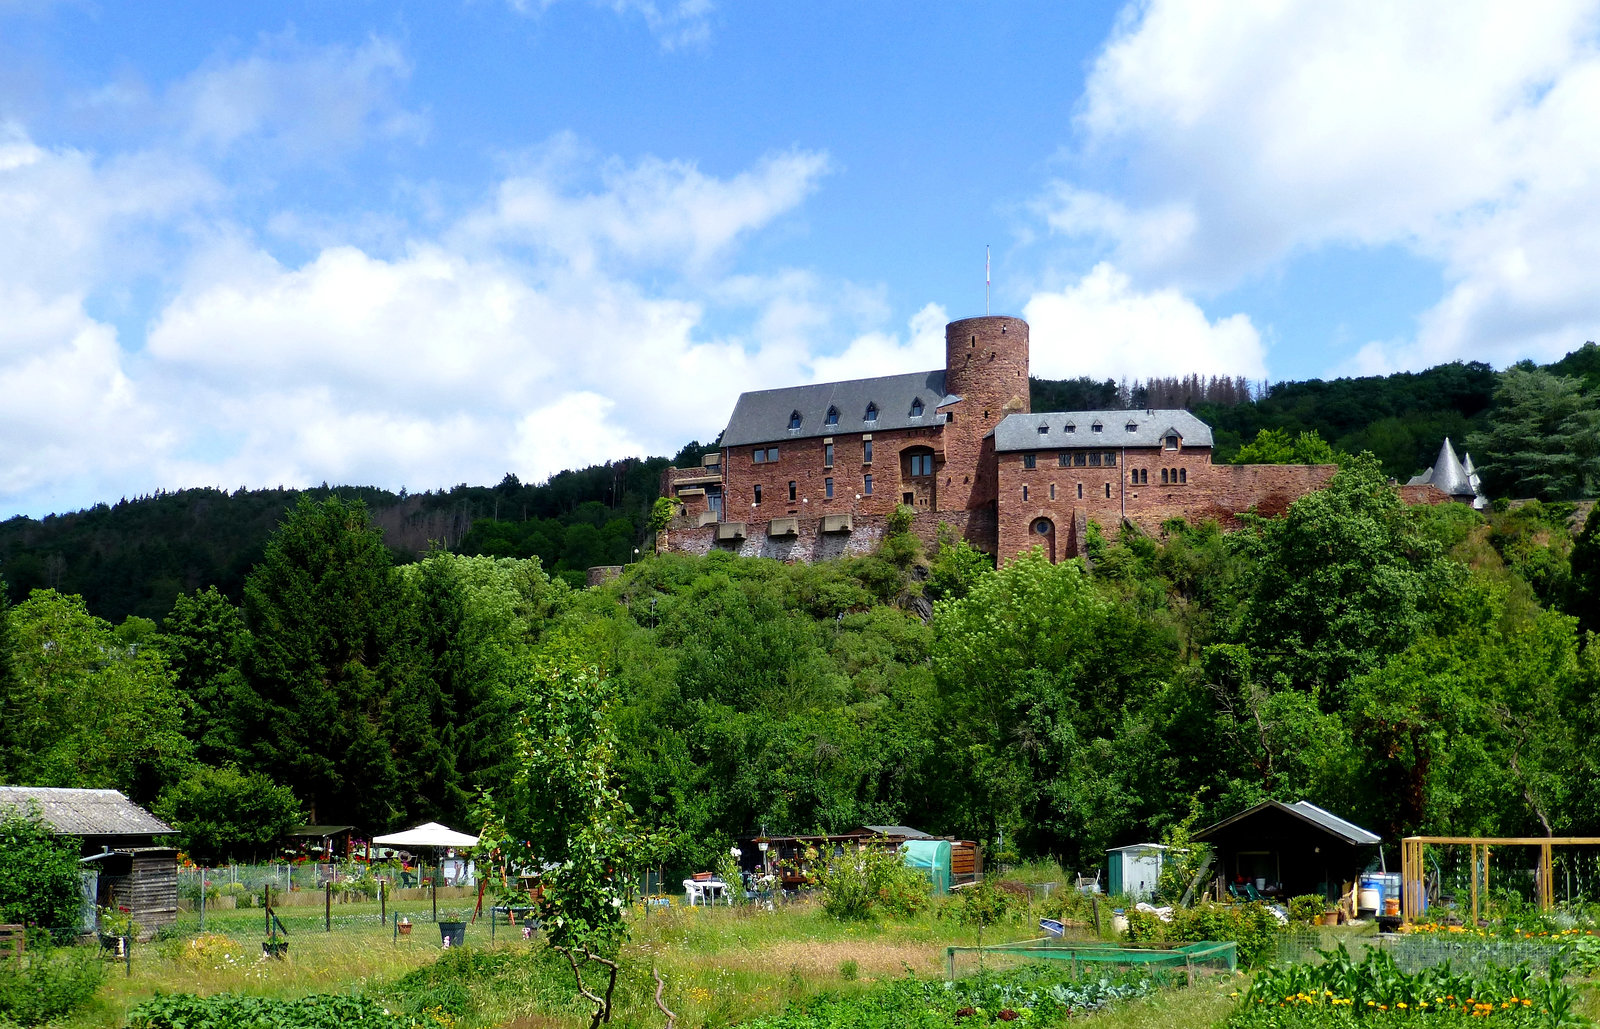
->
9, 451, 1600, 872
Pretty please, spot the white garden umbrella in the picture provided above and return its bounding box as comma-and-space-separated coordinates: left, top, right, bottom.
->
373, 822, 481, 921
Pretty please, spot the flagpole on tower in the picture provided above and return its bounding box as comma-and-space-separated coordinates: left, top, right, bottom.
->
985, 245, 990, 315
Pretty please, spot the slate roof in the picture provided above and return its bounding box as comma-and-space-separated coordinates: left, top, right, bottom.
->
1407, 438, 1487, 509
721, 369, 949, 447
0, 786, 172, 836
995, 409, 1215, 453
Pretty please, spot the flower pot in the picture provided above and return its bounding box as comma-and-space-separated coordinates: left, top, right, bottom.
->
1322, 911, 1340, 926
398, 921, 412, 936
439, 921, 466, 948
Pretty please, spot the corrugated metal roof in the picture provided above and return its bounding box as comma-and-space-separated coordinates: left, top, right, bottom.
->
995, 409, 1215, 452
1193, 799, 1379, 847
721, 369, 948, 447
1289, 801, 1381, 845
0, 786, 172, 836
860, 824, 933, 839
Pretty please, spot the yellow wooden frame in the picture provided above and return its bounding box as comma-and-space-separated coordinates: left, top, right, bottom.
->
1400, 836, 1600, 925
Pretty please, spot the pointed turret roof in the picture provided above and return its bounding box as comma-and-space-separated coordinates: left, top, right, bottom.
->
1408, 438, 1488, 508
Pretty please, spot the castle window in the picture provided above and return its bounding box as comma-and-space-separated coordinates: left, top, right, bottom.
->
1049, 483, 1056, 500
767, 447, 779, 462
1161, 468, 1170, 484
1088, 452, 1101, 467
1058, 454, 1070, 467
1023, 485, 1029, 501
753, 448, 766, 464
1104, 452, 1117, 466
863, 439, 873, 463
1074, 453, 1087, 467
864, 403, 879, 422
864, 473, 873, 495
825, 406, 839, 426
1023, 453, 1037, 469
1180, 468, 1187, 484
1164, 434, 1179, 450
754, 484, 762, 505
1092, 421, 1103, 433
1038, 425, 1049, 435
910, 398, 924, 417
1032, 518, 1051, 536
824, 443, 835, 467
789, 411, 802, 429
970, 335, 976, 348
1105, 483, 1112, 498
1077, 483, 1084, 499
1065, 422, 1076, 433
788, 481, 797, 502
907, 451, 934, 477
825, 477, 834, 499
1126, 421, 1138, 433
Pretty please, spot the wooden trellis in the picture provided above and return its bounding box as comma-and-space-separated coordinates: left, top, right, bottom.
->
1400, 836, 1600, 925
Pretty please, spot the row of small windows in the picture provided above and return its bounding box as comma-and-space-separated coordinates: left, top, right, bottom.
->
1024, 483, 1113, 501
1021, 451, 1119, 469
755, 439, 876, 465
1127, 468, 1185, 484
760, 474, 876, 506
790, 399, 921, 430
1033, 422, 1182, 448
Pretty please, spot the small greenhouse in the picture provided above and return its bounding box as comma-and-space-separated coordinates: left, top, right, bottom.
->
901, 839, 951, 894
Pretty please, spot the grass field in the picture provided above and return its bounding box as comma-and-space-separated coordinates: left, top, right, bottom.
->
47, 898, 1600, 1029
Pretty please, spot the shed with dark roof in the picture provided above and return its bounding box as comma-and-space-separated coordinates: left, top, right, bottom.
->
0, 786, 177, 938
1193, 800, 1380, 903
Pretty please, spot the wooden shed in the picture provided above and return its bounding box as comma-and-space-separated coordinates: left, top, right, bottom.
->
1193, 799, 1379, 903
0, 786, 178, 939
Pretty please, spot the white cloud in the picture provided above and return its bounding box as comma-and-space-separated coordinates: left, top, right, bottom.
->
808, 303, 949, 384
509, 0, 716, 49
459, 144, 830, 273
1024, 263, 1267, 381
167, 35, 426, 158
1047, 0, 1600, 371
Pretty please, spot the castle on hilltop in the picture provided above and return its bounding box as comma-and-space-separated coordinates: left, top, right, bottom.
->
658, 315, 1451, 564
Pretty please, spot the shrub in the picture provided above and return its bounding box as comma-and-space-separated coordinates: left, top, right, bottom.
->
1121, 901, 1283, 967
814, 842, 930, 921
0, 807, 83, 935
0, 946, 105, 1026
1287, 893, 1328, 925
954, 878, 1012, 927
154, 764, 301, 865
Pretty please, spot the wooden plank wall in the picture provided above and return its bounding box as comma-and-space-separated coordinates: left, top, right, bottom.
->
105, 850, 177, 939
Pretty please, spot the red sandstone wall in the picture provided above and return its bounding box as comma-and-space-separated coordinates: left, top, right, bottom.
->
939, 316, 1029, 514
722, 427, 948, 522
657, 508, 995, 564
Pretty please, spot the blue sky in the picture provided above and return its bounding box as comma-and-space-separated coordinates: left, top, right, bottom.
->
2, 0, 1598, 516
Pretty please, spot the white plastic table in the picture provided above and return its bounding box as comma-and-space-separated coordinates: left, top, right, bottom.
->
683, 879, 730, 906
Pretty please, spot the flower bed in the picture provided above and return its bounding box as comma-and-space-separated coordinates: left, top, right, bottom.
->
1226, 945, 1590, 1027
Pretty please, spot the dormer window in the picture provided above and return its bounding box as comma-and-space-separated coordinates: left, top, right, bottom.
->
825, 406, 839, 426
864, 403, 878, 422
1037, 425, 1049, 435
910, 398, 924, 417
1126, 421, 1138, 433
1164, 434, 1179, 450
1092, 421, 1103, 433
788, 411, 802, 430
1065, 423, 1076, 433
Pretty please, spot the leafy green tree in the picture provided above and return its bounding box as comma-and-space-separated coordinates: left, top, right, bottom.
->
1468, 368, 1600, 500
1568, 504, 1600, 634
160, 587, 248, 765
1235, 454, 1460, 702
154, 764, 302, 864
2, 590, 192, 802
0, 804, 86, 932
232, 497, 424, 828
1231, 428, 1339, 465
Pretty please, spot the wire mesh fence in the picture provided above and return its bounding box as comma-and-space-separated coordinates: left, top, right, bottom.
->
1274, 929, 1569, 974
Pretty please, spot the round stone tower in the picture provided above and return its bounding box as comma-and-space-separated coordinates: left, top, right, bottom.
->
937, 315, 1030, 522
945, 315, 1030, 420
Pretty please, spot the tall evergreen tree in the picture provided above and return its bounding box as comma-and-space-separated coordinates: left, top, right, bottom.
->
0, 576, 19, 783
160, 586, 248, 766
1468, 368, 1600, 499
232, 497, 426, 829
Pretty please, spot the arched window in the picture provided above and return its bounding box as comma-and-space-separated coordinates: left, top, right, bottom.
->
1031, 518, 1053, 536
788, 410, 802, 429
825, 406, 839, 426
1161, 468, 1170, 484
1179, 468, 1187, 484
864, 402, 879, 422
910, 397, 924, 417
